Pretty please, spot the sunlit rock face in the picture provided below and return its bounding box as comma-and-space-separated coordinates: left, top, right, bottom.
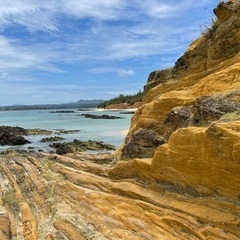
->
123, 1, 240, 159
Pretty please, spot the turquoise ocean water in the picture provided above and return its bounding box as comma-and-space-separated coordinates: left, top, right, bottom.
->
0, 109, 133, 152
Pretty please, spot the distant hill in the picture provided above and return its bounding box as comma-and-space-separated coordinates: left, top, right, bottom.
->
0, 99, 104, 111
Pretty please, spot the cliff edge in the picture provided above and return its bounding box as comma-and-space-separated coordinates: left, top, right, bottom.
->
122, 1, 240, 162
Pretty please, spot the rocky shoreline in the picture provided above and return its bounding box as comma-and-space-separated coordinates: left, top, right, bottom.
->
0, 125, 116, 154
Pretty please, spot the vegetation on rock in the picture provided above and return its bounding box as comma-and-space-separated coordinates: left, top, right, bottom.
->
98, 90, 143, 108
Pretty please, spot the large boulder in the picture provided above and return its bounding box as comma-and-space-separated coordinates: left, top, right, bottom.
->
0, 126, 31, 146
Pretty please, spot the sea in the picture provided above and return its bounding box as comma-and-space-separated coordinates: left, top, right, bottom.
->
0, 108, 133, 152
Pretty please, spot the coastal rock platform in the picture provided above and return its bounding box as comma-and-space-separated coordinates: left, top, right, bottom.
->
0, 151, 239, 240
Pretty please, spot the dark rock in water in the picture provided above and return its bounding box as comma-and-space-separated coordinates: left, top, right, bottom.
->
49, 110, 75, 113
122, 129, 164, 159
38, 149, 44, 152
40, 136, 65, 142
78, 108, 90, 111
0, 126, 31, 146
119, 111, 135, 114
50, 139, 115, 155
81, 114, 123, 119
26, 128, 52, 135
55, 129, 80, 134
28, 146, 35, 149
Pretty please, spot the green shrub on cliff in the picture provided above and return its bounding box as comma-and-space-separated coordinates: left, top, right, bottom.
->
98, 90, 143, 108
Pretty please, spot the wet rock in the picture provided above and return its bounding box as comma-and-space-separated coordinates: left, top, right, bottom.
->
119, 111, 135, 114
26, 128, 52, 135
0, 126, 31, 146
40, 136, 65, 142
122, 129, 164, 159
81, 114, 123, 119
50, 139, 115, 155
55, 129, 80, 134
49, 110, 75, 113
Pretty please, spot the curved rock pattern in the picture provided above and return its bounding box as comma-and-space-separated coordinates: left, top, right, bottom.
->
0, 151, 239, 240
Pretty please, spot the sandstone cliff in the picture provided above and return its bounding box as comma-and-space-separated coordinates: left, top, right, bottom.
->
0, 1, 240, 240
122, 1, 240, 160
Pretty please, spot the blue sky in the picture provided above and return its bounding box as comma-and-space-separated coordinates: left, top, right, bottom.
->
0, 0, 217, 105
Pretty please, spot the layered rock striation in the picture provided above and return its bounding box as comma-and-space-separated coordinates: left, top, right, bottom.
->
0, 151, 239, 240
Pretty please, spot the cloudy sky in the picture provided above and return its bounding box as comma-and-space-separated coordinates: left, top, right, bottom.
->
0, 0, 217, 105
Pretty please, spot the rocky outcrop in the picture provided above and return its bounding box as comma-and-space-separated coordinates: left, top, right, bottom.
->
191, 95, 239, 126
50, 139, 115, 154
81, 114, 123, 119
151, 120, 240, 199
40, 136, 65, 143
55, 129, 80, 134
121, 129, 164, 159
0, 126, 31, 146
123, 1, 240, 158
0, 151, 239, 240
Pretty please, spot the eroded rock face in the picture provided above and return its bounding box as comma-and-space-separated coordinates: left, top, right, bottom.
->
191, 96, 239, 126
151, 121, 240, 199
121, 1, 240, 159
163, 107, 191, 141
122, 129, 164, 159
144, 68, 176, 93
0, 151, 239, 240
50, 139, 115, 155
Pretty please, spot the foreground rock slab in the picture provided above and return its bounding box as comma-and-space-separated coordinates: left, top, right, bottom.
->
0, 151, 239, 240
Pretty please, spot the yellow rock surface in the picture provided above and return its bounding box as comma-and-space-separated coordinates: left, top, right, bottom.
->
0, 151, 239, 239
151, 121, 240, 199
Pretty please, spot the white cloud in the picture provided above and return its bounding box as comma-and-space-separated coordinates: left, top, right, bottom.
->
118, 69, 136, 77
90, 67, 136, 77
0, 0, 217, 104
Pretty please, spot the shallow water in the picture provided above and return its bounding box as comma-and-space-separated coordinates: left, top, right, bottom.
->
0, 108, 133, 152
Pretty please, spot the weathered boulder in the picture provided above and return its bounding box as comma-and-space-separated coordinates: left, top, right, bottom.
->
50, 139, 115, 154
191, 95, 239, 126
0, 126, 31, 146
122, 129, 164, 159
40, 136, 65, 142
163, 107, 191, 141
